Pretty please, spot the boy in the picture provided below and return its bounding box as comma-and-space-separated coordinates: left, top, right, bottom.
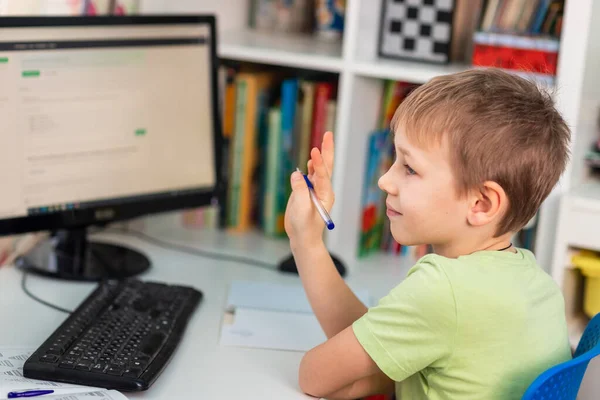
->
284, 68, 572, 400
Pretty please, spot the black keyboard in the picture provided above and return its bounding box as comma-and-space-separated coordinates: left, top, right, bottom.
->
23, 279, 202, 391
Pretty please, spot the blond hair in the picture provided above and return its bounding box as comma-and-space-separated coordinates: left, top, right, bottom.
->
392, 68, 571, 235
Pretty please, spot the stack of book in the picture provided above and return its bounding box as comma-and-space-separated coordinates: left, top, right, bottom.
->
219, 66, 338, 236
472, 0, 565, 86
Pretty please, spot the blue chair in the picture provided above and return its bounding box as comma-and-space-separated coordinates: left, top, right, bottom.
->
522, 313, 600, 400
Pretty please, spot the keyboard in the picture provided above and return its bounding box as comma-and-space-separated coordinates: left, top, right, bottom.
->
23, 279, 203, 391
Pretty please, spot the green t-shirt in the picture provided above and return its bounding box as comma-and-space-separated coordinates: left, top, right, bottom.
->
352, 248, 571, 400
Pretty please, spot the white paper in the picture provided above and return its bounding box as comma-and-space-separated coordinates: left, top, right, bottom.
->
221, 281, 371, 352
226, 281, 372, 313
0, 347, 127, 400
221, 308, 327, 352
29, 390, 128, 400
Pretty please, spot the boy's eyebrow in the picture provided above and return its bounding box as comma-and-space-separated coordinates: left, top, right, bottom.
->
396, 145, 411, 156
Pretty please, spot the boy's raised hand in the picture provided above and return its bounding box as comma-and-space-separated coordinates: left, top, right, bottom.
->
285, 131, 335, 249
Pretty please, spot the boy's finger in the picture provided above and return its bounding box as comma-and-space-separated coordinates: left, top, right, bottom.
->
307, 159, 315, 177
310, 148, 334, 208
321, 131, 335, 176
311, 147, 330, 180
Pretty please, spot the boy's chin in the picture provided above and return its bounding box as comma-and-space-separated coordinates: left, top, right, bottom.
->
390, 231, 426, 247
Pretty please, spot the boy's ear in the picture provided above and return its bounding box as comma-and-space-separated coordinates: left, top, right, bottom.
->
467, 181, 508, 227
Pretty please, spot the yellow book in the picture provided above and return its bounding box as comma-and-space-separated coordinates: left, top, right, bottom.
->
228, 71, 275, 232
222, 68, 237, 139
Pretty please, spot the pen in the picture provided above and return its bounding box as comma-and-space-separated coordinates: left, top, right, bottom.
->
296, 168, 335, 230
8, 390, 54, 398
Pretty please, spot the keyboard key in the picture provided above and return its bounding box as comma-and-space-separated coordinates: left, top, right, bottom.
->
75, 361, 92, 371
59, 360, 76, 369
106, 365, 124, 376
39, 354, 58, 363
123, 367, 143, 378
67, 350, 82, 357
91, 363, 107, 373
45, 347, 62, 355
133, 355, 149, 363
64, 354, 79, 362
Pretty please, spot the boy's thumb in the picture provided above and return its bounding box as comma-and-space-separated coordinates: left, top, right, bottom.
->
290, 171, 308, 193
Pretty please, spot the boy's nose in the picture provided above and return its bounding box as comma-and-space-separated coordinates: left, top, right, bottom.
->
378, 169, 397, 195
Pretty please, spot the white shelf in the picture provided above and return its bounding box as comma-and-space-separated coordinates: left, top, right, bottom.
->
219, 29, 344, 72
569, 181, 600, 210
352, 57, 557, 86
352, 57, 469, 84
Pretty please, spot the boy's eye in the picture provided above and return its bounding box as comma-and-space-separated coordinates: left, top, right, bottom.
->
404, 164, 416, 175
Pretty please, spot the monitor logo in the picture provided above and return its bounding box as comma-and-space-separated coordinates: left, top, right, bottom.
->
95, 208, 116, 221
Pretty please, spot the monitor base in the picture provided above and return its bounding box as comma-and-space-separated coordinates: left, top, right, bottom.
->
15, 228, 150, 281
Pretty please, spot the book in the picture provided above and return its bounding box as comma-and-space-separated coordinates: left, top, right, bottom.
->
279, 78, 299, 204
358, 129, 389, 257
227, 72, 275, 231
325, 99, 337, 134
310, 82, 334, 150
297, 80, 315, 168
263, 107, 283, 236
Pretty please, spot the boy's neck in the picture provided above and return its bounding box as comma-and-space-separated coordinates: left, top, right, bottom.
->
432, 232, 515, 259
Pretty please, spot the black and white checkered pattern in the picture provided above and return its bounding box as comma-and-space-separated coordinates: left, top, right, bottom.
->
378, 0, 455, 64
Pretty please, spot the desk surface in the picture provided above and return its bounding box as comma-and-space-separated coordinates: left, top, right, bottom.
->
0, 226, 411, 399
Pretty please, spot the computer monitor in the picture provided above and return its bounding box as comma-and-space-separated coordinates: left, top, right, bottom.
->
0, 15, 223, 281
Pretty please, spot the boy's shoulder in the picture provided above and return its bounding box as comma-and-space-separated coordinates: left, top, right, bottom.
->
416, 249, 563, 307
387, 248, 559, 309
411, 248, 539, 272
405, 248, 555, 295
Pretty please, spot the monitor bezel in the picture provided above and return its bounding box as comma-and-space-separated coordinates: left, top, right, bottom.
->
0, 15, 223, 235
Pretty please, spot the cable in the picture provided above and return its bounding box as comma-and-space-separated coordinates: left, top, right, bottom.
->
101, 227, 278, 271
19, 227, 278, 314
21, 270, 73, 314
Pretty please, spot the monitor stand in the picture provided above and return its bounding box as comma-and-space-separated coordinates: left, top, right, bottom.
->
15, 228, 150, 281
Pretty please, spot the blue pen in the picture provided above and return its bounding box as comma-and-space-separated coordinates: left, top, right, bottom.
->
296, 168, 335, 230
8, 390, 54, 398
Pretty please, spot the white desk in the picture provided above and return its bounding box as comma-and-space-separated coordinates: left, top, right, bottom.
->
0, 227, 410, 399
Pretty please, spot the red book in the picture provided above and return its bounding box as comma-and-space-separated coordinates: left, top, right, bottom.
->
310, 82, 334, 150
471, 32, 559, 76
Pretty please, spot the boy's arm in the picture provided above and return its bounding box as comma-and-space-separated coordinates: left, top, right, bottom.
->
291, 240, 368, 338
325, 372, 395, 400
298, 324, 394, 399
287, 132, 366, 338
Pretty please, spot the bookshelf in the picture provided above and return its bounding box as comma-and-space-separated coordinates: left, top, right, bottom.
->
138, 0, 600, 266
140, 0, 600, 333
351, 58, 469, 84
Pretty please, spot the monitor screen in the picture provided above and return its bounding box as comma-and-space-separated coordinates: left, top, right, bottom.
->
0, 17, 220, 230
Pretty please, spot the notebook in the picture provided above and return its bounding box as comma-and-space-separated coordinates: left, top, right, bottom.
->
220, 280, 371, 352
